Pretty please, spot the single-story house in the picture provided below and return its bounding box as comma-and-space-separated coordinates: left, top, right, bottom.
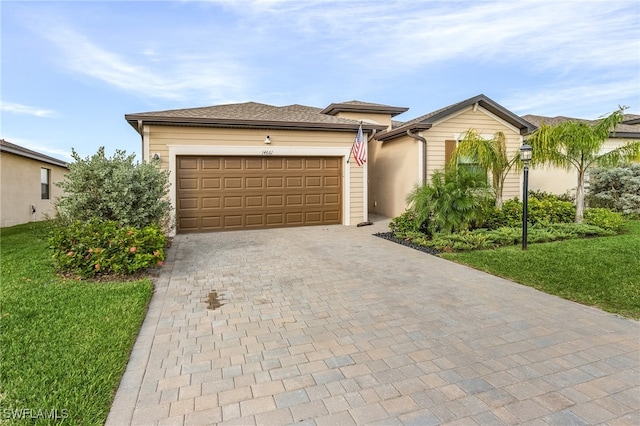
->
0, 139, 68, 227
126, 94, 538, 233
125, 102, 401, 233
522, 114, 640, 197
369, 94, 535, 218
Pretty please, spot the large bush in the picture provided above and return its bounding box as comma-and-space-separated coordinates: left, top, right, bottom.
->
587, 164, 640, 215
583, 208, 626, 232
405, 167, 494, 235
488, 193, 576, 228
50, 219, 166, 278
55, 147, 171, 229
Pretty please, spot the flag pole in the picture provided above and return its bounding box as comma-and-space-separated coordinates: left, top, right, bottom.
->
347, 121, 362, 164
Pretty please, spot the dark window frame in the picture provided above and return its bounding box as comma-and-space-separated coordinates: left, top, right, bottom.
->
41, 168, 50, 200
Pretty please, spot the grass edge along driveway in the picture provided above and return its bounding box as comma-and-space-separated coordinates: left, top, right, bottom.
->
442, 220, 640, 319
0, 222, 153, 425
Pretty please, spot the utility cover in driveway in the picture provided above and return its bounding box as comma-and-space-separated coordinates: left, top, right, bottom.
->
176, 156, 342, 232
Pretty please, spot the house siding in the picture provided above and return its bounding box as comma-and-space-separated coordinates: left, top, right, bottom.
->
0, 152, 67, 227
370, 106, 524, 218
368, 136, 419, 218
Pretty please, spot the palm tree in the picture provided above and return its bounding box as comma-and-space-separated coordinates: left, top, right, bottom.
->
526, 107, 640, 223
406, 166, 492, 235
449, 130, 518, 209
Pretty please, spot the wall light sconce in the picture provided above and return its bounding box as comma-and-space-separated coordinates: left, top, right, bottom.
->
152, 153, 161, 161
264, 136, 271, 144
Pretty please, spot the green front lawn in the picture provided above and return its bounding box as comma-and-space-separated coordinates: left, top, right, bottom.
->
442, 221, 640, 319
0, 222, 153, 425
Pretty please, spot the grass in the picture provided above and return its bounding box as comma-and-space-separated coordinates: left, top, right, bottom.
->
442, 220, 640, 319
0, 222, 153, 425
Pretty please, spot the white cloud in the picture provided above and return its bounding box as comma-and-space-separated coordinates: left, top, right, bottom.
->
39, 26, 248, 103
1, 102, 56, 117
503, 78, 640, 118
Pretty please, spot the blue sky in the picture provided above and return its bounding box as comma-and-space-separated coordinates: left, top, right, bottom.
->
2, 0, 639, 161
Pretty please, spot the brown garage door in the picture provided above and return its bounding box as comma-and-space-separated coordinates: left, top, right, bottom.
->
176, 156, 342, 232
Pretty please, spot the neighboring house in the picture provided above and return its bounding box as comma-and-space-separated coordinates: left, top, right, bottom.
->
125, 94, 538, 233
522, 114, 640, 197
369, 94, 535, 218
125, 102, 398, 233
0, 139, 68, 227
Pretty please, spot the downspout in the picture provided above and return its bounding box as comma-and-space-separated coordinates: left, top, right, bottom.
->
406, 129, 427, 185
137, 120, 145, 159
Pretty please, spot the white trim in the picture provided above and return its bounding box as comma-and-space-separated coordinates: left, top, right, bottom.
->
142, 126, 150, 162
167, 145, 353, 235
417, 133, 425, 184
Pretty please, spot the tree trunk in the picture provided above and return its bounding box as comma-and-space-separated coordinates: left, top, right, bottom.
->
575, 169, 585, 223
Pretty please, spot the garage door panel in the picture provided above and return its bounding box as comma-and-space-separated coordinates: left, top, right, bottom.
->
324, 193, 339, 205
179, 178, 198, 190
305, 194, 321, 205
177, 156, 341, 232
245, 158, 263, 169
224, 177, 242, 189
202, 178, 221, 189
202, 216, 221, 228
266, 213, 285, 225
224, 196, 243, 208
266, 158, 284, 169
179, 158, 198, 170
266, 195, 284, 206
245, 177, 263, 189
305, 176, 322, 187
202, 158, 221, 170
224, 158, 243, 169
245, 196, 264, 207
202, 197, 221, 209
266, 177, 284, 188
286, 177, 303, 188
245, 215, 264, 226
179, 198, 198, 210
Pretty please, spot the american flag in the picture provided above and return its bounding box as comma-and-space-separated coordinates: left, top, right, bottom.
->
352, 123, 366, 166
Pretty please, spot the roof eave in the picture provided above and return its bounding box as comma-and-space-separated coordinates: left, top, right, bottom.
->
320, 103, 409, 117
125, 115, 387, 134
374, 124, 433, 142
0, 143, 69, 168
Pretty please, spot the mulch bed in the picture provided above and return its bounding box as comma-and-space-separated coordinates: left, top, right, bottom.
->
374, 232, 441, 256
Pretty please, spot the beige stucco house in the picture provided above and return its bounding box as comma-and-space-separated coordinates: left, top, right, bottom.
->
125, 95, 538, 233
0, 139, 68, 227
369, 94, 535, 218
522, 114, 640, 197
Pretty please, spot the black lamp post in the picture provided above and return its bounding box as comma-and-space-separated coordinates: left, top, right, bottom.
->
520, 143, 533, 250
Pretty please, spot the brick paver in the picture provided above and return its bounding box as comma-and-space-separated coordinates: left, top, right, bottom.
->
107, 216, 640, 425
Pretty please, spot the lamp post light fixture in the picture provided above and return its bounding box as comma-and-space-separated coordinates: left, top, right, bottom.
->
520, 143, 533, 250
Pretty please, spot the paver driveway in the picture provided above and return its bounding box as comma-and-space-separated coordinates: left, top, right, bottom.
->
107, 217, 639, 425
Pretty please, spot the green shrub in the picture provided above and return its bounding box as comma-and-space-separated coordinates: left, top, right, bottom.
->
587, 165, 640, 215
55, 147, 172, 229
487, 195, 575, 228
583, 208, 626, 232
406, 166, 494, 235
529, 190, 574, 203
389, 210, 420, 237
50, 219, 166, 277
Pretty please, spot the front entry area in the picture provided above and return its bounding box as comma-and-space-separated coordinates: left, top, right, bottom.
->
176, 156, 342, 232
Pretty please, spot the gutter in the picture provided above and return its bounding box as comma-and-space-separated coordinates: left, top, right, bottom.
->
406, 129, 427, 185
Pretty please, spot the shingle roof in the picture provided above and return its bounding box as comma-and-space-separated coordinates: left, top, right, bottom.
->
0, 139, 68, 168
126, 102, 390, 133
320, 100, 408, 117
375, 94, 536, 141
522, 114, 640, 138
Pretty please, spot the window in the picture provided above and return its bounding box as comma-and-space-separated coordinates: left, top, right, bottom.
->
41, 168, 50, 199
445, 139, 487, 182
